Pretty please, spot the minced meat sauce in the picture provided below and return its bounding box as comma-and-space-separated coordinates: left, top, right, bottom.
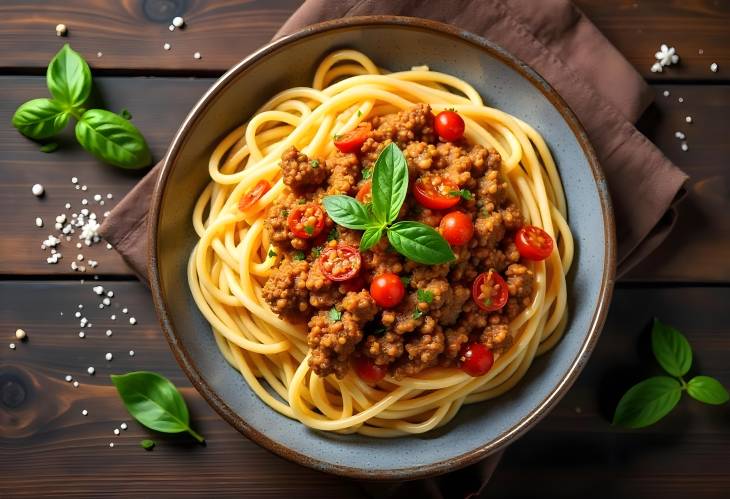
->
261, 104, 535, 380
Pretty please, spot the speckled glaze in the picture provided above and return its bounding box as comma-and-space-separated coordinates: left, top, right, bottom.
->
149, 17, 615, 480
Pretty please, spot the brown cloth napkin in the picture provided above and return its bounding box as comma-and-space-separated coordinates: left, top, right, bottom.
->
101, 0, 688, 497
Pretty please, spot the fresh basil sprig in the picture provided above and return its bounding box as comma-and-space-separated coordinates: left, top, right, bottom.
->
613, 319, 729, 428
322, 143, 455, 264
111, 371, 205, 443
11, 44, 151, 169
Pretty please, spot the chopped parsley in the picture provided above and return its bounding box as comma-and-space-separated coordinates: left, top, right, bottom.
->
311, 246, 323, 258
327, 228, 340, 241
267, 248, 277, 258
361, 167, 373, 180
303, 225, 314, 236
297, 198, 306, 205
292, 251, 305, 261
417, 289, 434, 304
282, 209, 289, 217
449, 189, 474, 201
310, 159, 320, 169
328, 306, 342, 322
412, 308, 424, 319
357, 110, 363, 117
400, 275, 411, 287
333, 133, 341, 140
484, 297, 493, 307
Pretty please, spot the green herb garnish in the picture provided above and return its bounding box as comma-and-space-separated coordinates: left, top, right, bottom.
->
282, 209, 289, 218
412, 308, 424, 319
449, 189, 474, 201
357, 110, 362, 117
12, 45, 151, 169
613, 319, 729, 429
297, 198, 306, 205
311, 246, 323, 258
40, 142, 59, 153
110, 371, 204, 443
141, 439, 156, 450
361, 167, 373, 180
327, 228, 339, 241
328, 306, 342, 322
267, 248, 277, 258
292, 251, 305, 261
400, 276, 411, 287
322, 144, 455, 263
310, 159, 320, 169
303, 225, 314, 236
119, 108, 132, 120
417, 289, 434, 304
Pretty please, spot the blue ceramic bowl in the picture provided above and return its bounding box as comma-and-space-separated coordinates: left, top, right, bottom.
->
149, 17, 615, 480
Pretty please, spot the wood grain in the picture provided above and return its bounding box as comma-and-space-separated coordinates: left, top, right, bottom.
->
0, 0, 727, 80
1, 281, 728, 498
2, 76, 727, 282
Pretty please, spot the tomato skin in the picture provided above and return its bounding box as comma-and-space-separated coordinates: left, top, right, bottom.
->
413, 177, 461, 210
238, 179, 271, 211
287, 204, 325, 239
515, 225, 554, 261
370, 273, 406, 308
459, 342, 494, 377
354, 356, 387, 384
434, 110, 465, 142
472, 271, 509, 312
356, 181, 372, 203
439, 211, 474, 246
319, 244, 361, 281
334, 123, 372, 153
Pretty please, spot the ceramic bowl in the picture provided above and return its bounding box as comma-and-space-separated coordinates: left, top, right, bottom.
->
149, 16, 615, 480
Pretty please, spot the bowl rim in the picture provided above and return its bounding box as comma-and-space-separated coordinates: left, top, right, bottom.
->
148, 15, 616, 481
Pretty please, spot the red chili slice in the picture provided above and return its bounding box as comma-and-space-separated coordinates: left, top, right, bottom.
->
472, 270, 509, 312
318, 244, 361, 281
413, 176, 461, 210
356, 181, 372, 203
287, 203, 325, 239
353, 356, 387, 384
459, 342, 494, 377
238, 179, 271, 211
515, 225, 554, 261
334, 123, 371, 153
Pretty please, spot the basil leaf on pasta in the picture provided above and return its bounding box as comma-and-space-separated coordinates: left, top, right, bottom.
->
322, 195, 372, 230
47, 44, 92, 110
387, 221, 455, 264
372, 143, 409, 224
359, 226, 383, 251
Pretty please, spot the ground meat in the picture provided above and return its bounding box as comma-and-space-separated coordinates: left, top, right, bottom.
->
325, 151, 360, 195
474, 211, 506, 249
371, 103, 435, 147
281, 146, 327, 192
394, 327, 445, 378
262, 259, 311, 320
477, 169, 507, 214
362, 331, 404, 365
504, 263, 535, 319
306, 260, 341, 309
404, 141, 438, 176
480, 324, 513, 354
430, 284, 471, 325
341, 290, 378, 322
443, 326, 470, 363
381, 292, 425, 334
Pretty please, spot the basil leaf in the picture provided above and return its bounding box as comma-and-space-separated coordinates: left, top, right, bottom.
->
687, 376, 730, 405
40, 142, 59, 153
75, 109, 151, 169
651, 318, 692, 377
372, 143, 409, 224
47, 44, 91, 110
360, 226, 383, 251
141, 439, 156, 450
110, 371, 204, 442
417, 289, 433, 304
12, 98, 69, 139
387, 221, 455, 264
119, 108, 132, 120
322, 195, 372, 230
613, 376, 682, 428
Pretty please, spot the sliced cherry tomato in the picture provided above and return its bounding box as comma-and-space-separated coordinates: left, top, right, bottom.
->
515, 225, 554, 261
413, 175, 461, 210
356, 181, 372, 203
287, 203, 326, 239
434, 110, 465, 142
238, 179, 271, 211
334, 122, 371, 153
369, 272, 406, 308
439, 211, 474, 246
472, 270, 509, 312
319, 244, 361, 281
459, 342, 494, 377
353, 356, 387, 384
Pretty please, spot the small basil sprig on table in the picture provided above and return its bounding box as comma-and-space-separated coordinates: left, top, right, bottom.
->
111, 371, 205, 443
11, 44, 151, 169
613, 319, 729, 429
322, 143, 455, 264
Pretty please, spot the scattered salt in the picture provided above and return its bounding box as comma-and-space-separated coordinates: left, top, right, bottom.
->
193, 52, 201, 60
32, 184, 44, 196
87, 366, 95, 375
105, 352, 113, 361
15, 329, 27, 340
129, 317, 137, 325
56, 23, 67, 37
35, 217, 43, 228
65, 375, 73, 382
120, 423, 128, 430
172, 16, 184, 27
710, 62, 718, 73
82, 409, 88, 416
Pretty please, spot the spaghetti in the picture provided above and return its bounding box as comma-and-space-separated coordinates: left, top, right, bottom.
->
188, 50, 573, 437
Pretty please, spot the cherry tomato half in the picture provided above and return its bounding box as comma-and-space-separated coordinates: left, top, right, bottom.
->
238, 179, 271, 211
459, 342, 494, 377
356, 181, 372, 203
413, 176, 461, 210
334, 123, 372, 153
472, 270, 509, 312
515, 225, 554, 261
434, 110, 465, 142
439, 211, 474, 246
370, 272, 406, 308
287, 203, 326, 239
354, 356, 387, 384
319, 244, 361, 281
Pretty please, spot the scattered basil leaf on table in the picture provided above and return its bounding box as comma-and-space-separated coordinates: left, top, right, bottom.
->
613, 320, 728, 428
111, 371, 205, 443
322, 143, 455, 264
12, 98, 69, 139
140, 439, 156, 451
40, 142, 59, 153
76, 109, 151, 169
46, 44, 92, 111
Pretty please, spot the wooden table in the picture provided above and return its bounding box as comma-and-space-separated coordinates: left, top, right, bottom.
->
1, 1, 728, 497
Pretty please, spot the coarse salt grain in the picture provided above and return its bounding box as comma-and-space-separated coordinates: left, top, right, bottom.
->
106, 243, 113, 250
15, 329, 27, 340
681, 143, 689, 151
9, 343, 16, 350
65, 203, 71, 209
107, 291, 114, 298
193, 52, 201, 60
129, 317, 137, 325
114, 428, 120, 435
169, 24, 175, 31
65, 375, 73, 382
81, 185, 87, 191
122, 308, 128, 314
81, 199, 88, 205
93, 285, 104, 295
111, 314, 116, 320
710, 62, 718, 72
685, 116, 692, 123
94, 194, 102, 202
106, 193, 113, 199
73, 381, 79, 387
129, 350, 135, 357
82, 409, 88, 416
103, 297, 111, 306
35, 217, 43, 227
56, 23, 67, 36
106, 329, 113, 337
97, 52, 103, 58
164, 42, 171, 51
674, 131, 686, 140
120, 423, 128, 430
71, 177, 78, 184
105, 352, 113, 361
663, 90, 670, 97
109, 442, 114, 448
78, 331, 85, 338
87, 366, 95, 375
32, 184, 44, 196
678, 97, 684, 103
172, 16, 184, 27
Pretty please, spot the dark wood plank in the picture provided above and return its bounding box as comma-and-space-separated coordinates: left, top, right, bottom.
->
0, 0, 727, 80
2, 281, 728, 497
0, 280, 363, 499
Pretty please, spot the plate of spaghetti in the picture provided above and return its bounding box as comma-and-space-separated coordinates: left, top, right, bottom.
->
149, 17, 615, 479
